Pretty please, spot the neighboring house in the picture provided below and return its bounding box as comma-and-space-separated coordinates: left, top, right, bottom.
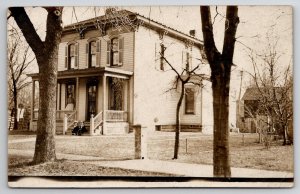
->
238, 88, 268, 133
238, 87, 293, 135
28, 9, 208, 135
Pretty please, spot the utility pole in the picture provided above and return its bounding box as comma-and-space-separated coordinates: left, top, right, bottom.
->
236, 70, 243, 129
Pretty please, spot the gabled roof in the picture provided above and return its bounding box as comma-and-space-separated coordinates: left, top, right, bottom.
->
242, 88, 261, 101
63, 9, 203, 47
242, 87, 290, 101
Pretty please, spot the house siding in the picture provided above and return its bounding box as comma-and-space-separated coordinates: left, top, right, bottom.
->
58, 28, 134, 72
134, 26, 207, 131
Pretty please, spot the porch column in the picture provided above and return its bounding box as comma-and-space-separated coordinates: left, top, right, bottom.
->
76, 77, 79, 120
56, 82, 61, 110
30, 80, 35, 122
102, 75, 107, 134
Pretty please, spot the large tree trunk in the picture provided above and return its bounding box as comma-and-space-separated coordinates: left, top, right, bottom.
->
33, 56, 58, 164
10, 7, 63, 164
211, 66, 231, 177
200, 6, 239, 177
173, 82, 185, 159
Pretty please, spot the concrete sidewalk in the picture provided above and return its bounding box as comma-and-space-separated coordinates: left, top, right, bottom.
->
9, 148, 293, 178
85, 159, 293, 178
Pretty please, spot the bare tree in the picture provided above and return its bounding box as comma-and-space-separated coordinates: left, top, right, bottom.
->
200, 6, 239, 177
159, 47, 208, 159
9, 7, 63, 164
7, 27, 34, 130
247, 36, 293, 146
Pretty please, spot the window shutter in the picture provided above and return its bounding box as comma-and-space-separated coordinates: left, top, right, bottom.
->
75, 43, 79, 68
186, 52, 190, 70
86, 43, 89, 67
118, 37, 124, 66
96, 40, 101, 67
106, 41, 111, 66
160, 43, 165, 71
182, 51, 185, 68
65, 45, 68, 69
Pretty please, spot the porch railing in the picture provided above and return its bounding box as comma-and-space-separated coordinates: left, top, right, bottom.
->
105, 110, 128, 122
90, 111, 103, 135
57, 110, 76, 120
63, 111, 77, 135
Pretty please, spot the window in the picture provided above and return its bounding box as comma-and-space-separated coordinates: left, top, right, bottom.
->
69, 44, 76, 69
107, 37, 124, 66
86, 40, 100, 68
65, 43, 78, 69
160, 43, 166, 70
108, 77, 123, 110
185, 88, 195, 114
89, 41, 97, 67
65, 84, 75, 110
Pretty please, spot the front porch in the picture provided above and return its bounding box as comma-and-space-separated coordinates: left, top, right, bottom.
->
29, 67, 133, 135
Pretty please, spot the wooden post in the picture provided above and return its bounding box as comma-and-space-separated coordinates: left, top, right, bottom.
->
141, 126, 148, 160
63, 114, 67, 135
57, 83, 61, 110
102, 75, 107, 134
133, 125, 141, 159
30, 80, 35, 123
90, 114, 94, 136
76, 77, 79, 120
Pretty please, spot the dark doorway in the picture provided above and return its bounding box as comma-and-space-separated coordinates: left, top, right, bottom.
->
86, 83, 97, 121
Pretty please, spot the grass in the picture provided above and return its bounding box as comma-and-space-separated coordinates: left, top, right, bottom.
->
8, 132, 294, 173
8, 154, 172, 176
8, 130, 36, 136
147, 133, 293, 172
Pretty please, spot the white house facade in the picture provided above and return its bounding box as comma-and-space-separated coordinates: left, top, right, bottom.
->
29, 9, 211, 135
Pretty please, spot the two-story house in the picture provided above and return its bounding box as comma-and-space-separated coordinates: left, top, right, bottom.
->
28, 9, 208, 135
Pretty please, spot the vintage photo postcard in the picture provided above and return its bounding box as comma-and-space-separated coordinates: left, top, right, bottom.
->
7, 5, 293, 188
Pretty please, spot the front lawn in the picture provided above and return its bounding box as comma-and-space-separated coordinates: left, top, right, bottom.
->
8, 133, 293, 172
8, 154, 172, 176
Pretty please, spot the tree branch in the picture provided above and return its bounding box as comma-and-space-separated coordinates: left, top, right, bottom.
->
44, 7, 64, 50
222, 6, 239, 65
9, 7, 44, 57
200, 6, 221, 67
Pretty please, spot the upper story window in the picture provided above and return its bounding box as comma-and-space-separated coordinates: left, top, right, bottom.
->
86, 39, 100, 68
185, 87, 195, 114
69, 44, 76, 69
106, 37, 124, 67
89, 41, 97, 67
65, 42, 78, 69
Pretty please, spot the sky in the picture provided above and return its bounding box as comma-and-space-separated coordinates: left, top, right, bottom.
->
7, 6, 293, 125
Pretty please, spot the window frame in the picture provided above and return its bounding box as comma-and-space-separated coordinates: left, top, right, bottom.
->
65, 83, 76, 107
89, 40, 97, 68
68, 43, 76, 69
107, 36, 124, 67
184, 87, 196, 115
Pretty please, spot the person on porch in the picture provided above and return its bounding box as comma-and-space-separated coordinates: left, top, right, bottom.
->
72, 121, 87, 136
66, 94, 75, 110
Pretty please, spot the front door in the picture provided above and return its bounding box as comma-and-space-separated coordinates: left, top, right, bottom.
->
86, 84, 97, 120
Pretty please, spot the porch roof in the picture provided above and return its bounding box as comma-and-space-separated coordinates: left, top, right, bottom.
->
28, 67, 133, 80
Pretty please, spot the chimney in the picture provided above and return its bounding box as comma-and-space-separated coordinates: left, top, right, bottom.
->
189, 30, 196, 37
